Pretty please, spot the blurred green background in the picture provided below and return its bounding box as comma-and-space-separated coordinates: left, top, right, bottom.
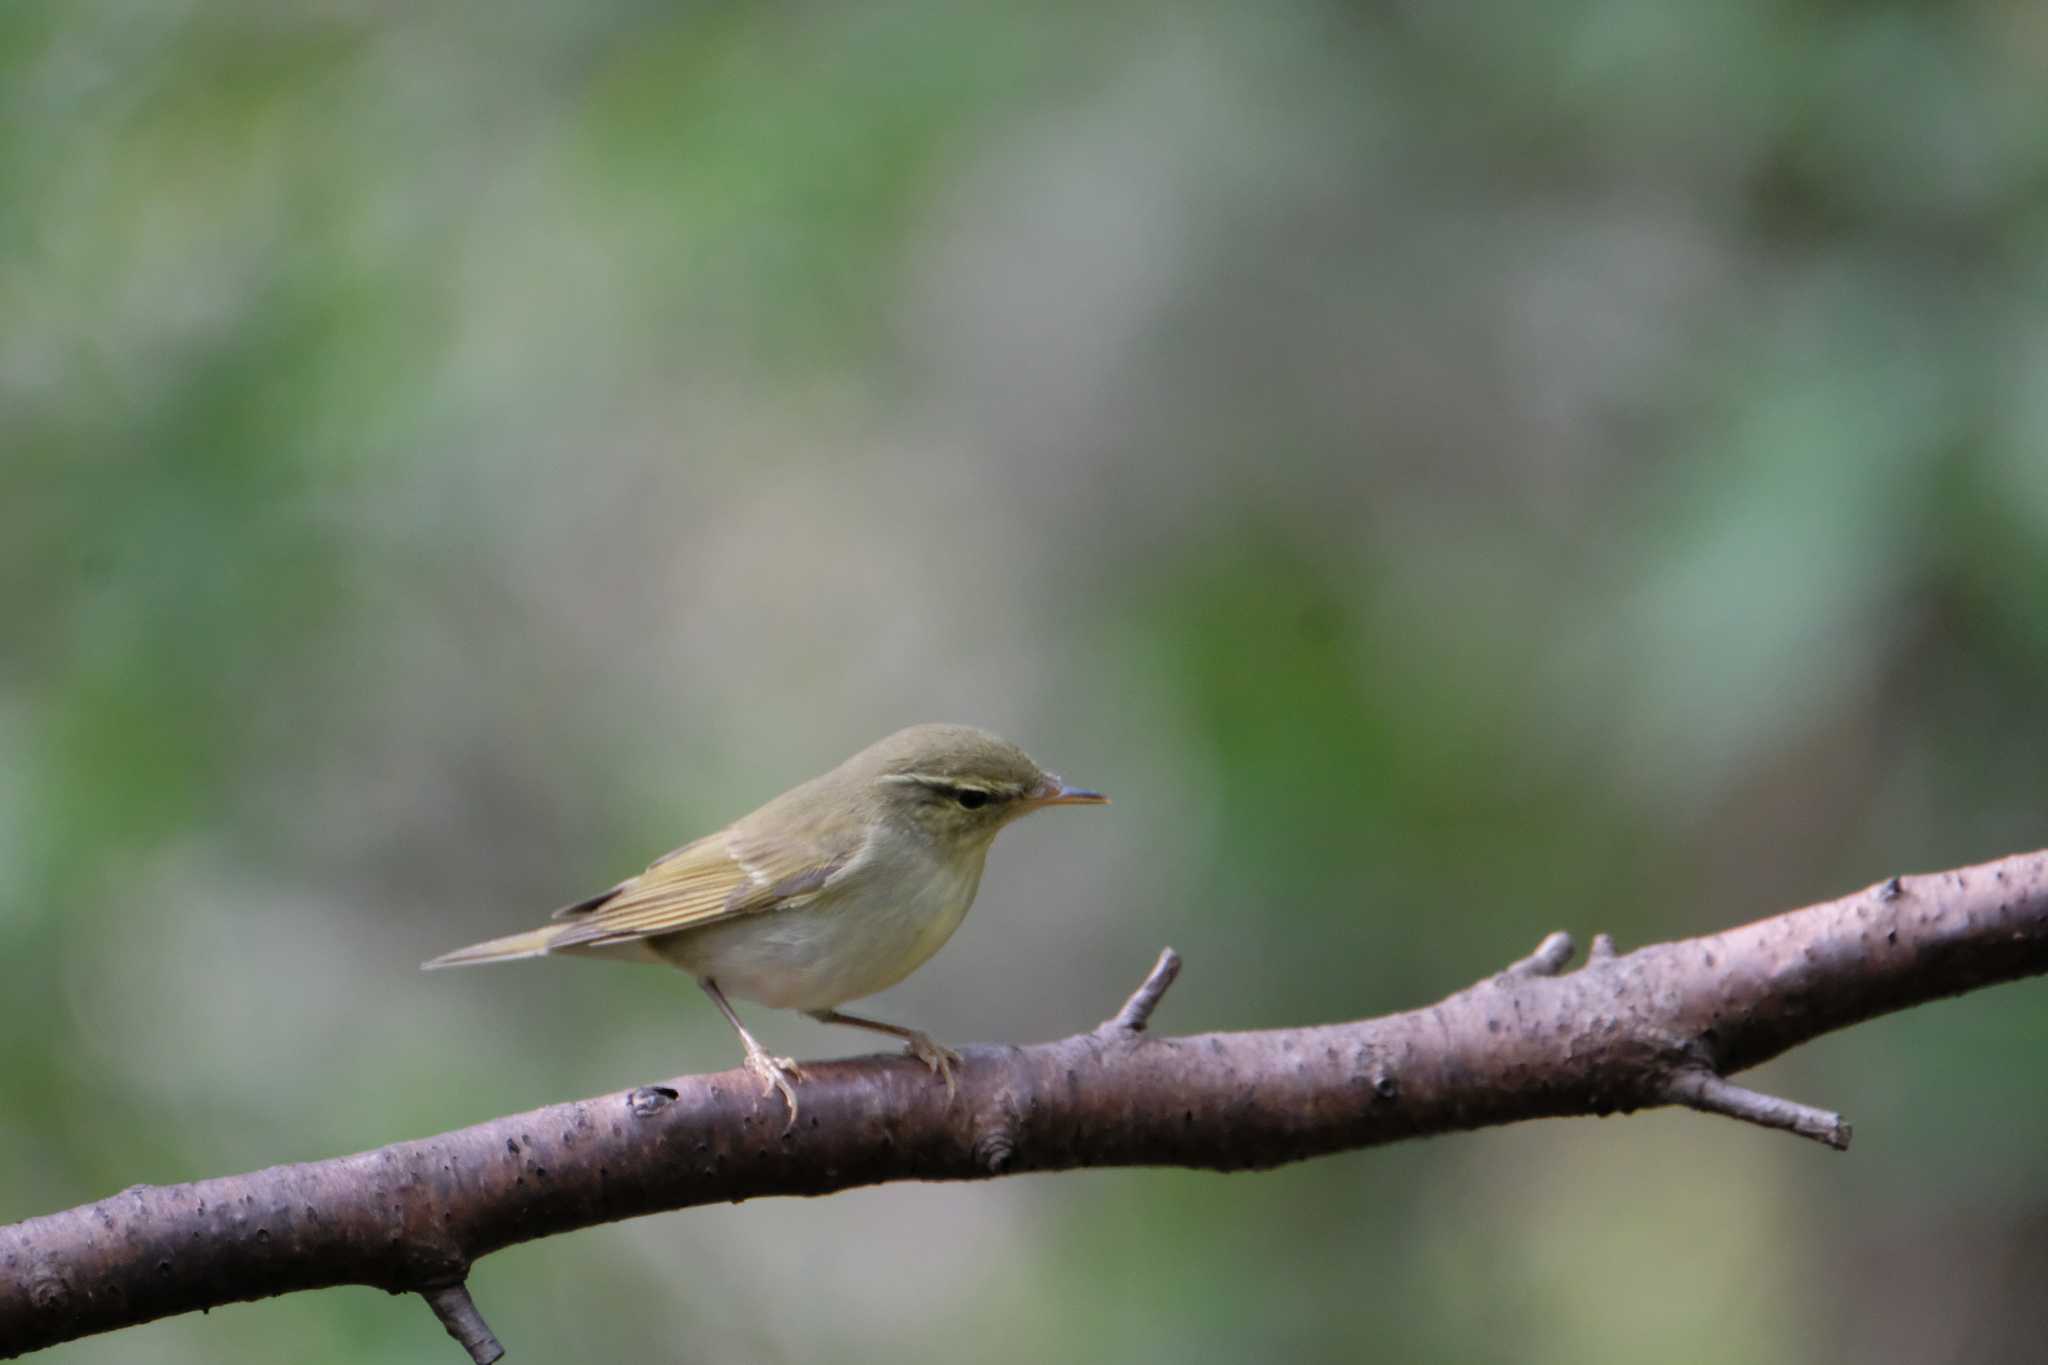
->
7, 2, 2048, 1361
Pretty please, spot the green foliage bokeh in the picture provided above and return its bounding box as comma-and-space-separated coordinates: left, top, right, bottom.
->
6, 3, 2048, 1361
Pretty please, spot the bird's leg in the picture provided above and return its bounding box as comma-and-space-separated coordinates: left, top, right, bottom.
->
698, 978, 804, 1126
808, 1008, 962, 1099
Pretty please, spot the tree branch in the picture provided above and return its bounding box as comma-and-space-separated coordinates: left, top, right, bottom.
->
6, 848, 2048, 1359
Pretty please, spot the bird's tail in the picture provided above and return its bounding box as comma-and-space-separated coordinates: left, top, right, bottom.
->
421, 926, 558, 970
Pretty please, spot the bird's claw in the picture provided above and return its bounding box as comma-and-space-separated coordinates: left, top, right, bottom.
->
904, 1033, 963, 1100
743, 1048, 805, 1128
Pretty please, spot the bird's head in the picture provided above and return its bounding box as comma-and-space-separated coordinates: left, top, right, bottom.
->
855, 723, 1108, 846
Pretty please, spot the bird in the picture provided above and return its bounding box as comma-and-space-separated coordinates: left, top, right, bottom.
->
423, 723, 1108, 1120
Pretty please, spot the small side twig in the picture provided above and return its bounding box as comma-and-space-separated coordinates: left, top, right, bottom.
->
422, 1282, 504, 1365
1501, 931, 1577, 979
1664, 1070, 1852, 1151
1105, 947, 1182, 1033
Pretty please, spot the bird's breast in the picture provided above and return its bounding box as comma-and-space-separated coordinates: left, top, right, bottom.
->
655, 838, 989, 1012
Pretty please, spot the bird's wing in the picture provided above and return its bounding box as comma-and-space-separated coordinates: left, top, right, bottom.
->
545, 822, 855, 949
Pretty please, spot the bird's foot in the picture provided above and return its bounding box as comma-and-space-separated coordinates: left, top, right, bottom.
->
903, 1032, 963, 1100
743, 1047, 805, 1129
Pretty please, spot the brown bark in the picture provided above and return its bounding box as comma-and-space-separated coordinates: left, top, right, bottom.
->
5, 848, 2048, 1360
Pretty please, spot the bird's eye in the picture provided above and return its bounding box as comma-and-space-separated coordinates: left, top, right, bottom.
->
953, 788, 990, 810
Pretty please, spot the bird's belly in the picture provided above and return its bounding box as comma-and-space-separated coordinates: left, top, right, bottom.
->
653, 853, 983, 1011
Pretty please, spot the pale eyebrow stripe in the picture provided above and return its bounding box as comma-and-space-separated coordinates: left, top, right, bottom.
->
879, 773, 1024, 798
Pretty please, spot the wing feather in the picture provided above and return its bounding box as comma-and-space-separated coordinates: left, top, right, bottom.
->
545, 824, 851, 950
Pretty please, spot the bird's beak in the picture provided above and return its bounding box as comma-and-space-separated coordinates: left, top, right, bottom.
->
1030, 774, 1110, 806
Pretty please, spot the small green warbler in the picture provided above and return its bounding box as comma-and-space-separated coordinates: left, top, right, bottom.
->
424, 723, 1107, 1117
